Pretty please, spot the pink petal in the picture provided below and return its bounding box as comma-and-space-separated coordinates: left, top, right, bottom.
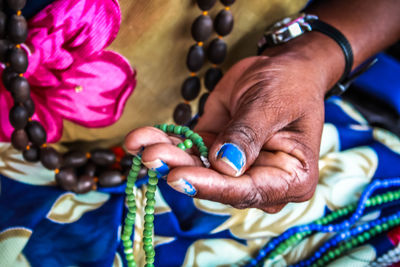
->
0, 81, 14, 141
28, 0, 121, 57
44, 50, 136, 128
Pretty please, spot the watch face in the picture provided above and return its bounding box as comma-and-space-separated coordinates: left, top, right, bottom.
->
264, 13, 306, 36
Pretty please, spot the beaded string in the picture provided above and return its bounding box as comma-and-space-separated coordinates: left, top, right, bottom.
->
247, 178, 400, 267
370, 244, 400, 267
173, 0, 235, 126
122, 124, 208, 266
294, 211, 400, 267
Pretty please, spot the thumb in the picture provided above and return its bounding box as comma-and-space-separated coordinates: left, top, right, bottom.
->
209, 102, 286, 177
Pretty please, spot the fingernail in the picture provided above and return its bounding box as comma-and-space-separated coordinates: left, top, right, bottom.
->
168, 178, 197, 197
217, 143, 246, 176
142, 159, 169, 178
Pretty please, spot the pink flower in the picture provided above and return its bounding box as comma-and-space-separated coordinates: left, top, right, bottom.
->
0, 0, 136, 142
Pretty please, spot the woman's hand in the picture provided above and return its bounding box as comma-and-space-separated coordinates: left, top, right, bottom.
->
125, 33, 340, 213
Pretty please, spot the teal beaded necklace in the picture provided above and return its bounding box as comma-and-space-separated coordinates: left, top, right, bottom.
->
122, 124, 208, 266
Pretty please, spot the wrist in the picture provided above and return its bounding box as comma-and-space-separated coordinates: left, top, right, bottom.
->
262, 31, 346, 96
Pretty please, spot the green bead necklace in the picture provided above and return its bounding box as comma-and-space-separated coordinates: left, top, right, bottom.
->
122, 124, 209, 266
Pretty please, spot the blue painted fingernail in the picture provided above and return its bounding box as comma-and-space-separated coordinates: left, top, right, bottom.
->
168, 178, 197, 197
142, 159, 170, 179
217, 143, 246, 175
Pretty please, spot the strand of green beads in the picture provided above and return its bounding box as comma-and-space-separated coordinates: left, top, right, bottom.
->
123, 155, 141, 267
268, 189, 400, 259
312, 215, 400, 267
143, 169, 158, 267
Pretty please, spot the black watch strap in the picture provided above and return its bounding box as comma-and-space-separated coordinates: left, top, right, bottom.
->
309, 19, 354, 98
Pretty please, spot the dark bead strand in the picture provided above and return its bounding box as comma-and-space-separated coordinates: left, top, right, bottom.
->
63, 150, 88, 168
198, 92, 209, 116
6, 0, 27, 11
9, 103, 28, 129
8, 46, 28, 73
174, 2, 218, 125
99, 170, 125, 187
2, 67, 18, 89
204, 67, 223, 91
75, 175, 96, 194
55, 168, 78, 191
25, 120, 46, 146
214, 9, 234, 36
22, 98, 35, 117
90, 148, 116, 166
8, 14, 27, 44
10, 76, 30, 102
0, 10, 6, 38
0, 39, 11, 62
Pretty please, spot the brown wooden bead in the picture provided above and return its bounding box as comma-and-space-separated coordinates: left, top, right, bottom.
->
181, 76, 200, 101
7, 0, 27, 11
120, 154, 133, 171
75, 175, 95, 194
40, 146, 62, 170
55, 168, 78, 191
26, 120, 47, 146
2, 67, 18, 90
204, 67, 223, 91
9, 47, 28, 73
23, 145, 39, 162
99, 170, 124, 187
10, 76, 30, 102
220, 0, 235, 6
186, 44, 205, 72
0, 39, 11, 62
90, 148, 116, 166
196, 0, 216, 10
191, 15, 213, 42
63, 150, 87, 168
198, 92, 209, 116
207, 38, 227, 64
11, 129, 28, 150
173, 103, 192, 125
23, 98, 35, 117
9, 104, 28, 129
8, 14, 28, 44
0, 11, 6, 39
214, 10, 233, 36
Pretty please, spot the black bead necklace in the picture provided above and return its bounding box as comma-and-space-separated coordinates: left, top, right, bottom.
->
173, 0, 235, 125
2, 0, 140, 194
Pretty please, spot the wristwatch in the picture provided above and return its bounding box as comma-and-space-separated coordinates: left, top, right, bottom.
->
257, 13, 376, 98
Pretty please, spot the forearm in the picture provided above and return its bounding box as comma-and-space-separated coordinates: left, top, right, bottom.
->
264, 0, 400, 95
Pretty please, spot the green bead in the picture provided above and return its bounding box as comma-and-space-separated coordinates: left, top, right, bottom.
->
146, 199, 156, 207
166, 124, 174, 133
198, 146, 208, 153
322, 255, 330, 262
316, 259, 324, 266
144, 222, 153, 230
143, 236, 153, 245
314, 219, 322, 225
132, 165, 141, 172
345, 242, 353, 250
127, 262, 136, 267
126, 181, 136, 188
375, 225, 383, 233
148, 176, 158, 185
370, 198, 377, 206
143, 244, 153, 252
183, 139, 193, 149
363, 232, 371, 240
133, 157, 142, 165
376, 195, 383, 204
148, 170, 157, 177
181, 126, 190, 134
146, 257, 155, 264
184, 130, 194, 138
125, 254, 134, 261
366, 199, 372, 206
357, 235, 365, 243
128, 201, 136, 208
146, 191, 155, 199
125, 187, 133, 195
127, 213, 136, 220
177, 143, 186, 150
121, 233, 131, 241
388, 219, 396, 227
321, 218, 329, 224
295, 233, 303, 240
388, 192, 395, 201
145, 205, 155, 214
370, 228, 377, 235
382, 194, 389, 203
160, 124, 168, 132
382, 223, 389, 231
351, 238, 358, 246
334, 248, 341, 257
143, 229, 153, 237
147, 184, 157, 193
123, 240, 133, 247
147, 249, 156, 257
125, 218, 134, 226
174, 125, 182, 135
124, 247, 134, 254
342, 207, 349, 215
328, 251, 335, 259
154, 124, 160, 129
